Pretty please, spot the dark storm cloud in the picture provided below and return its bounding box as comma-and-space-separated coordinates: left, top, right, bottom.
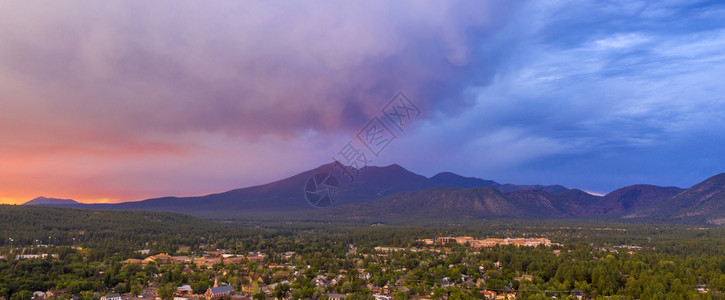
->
391, 0, 725, 193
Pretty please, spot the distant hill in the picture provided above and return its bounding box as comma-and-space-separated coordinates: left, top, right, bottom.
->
657, 173, 725, 224
502, 189, 563, 217
547, 189, 601, 216
23, 196, 80, 206
592, 185, 684, 217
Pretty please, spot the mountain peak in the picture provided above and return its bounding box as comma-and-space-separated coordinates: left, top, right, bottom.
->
595, 184, 684, 215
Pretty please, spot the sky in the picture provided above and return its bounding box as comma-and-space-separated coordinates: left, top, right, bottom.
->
1, 1, 725, 204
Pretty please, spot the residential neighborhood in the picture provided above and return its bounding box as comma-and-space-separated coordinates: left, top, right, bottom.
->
2, 208, 718, 300
9, 235, 569, 300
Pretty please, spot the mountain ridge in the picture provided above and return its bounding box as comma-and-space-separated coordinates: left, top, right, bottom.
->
23, 164, 725, 225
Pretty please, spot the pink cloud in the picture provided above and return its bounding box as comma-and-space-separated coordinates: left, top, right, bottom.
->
0, 1, 521, 203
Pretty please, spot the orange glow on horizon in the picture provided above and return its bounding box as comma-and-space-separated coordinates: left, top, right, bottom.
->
0, 196, 125, 205
0, 198, 24, 205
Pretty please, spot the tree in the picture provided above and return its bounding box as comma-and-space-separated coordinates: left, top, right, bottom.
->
81, 291, 99, 300
67, 280, 84, 295
392, 290, 410, 300
130, 284, 143, 296
157, 283, 176, 300
192, 281, 210, 294
10, 290, 32, 300
273, 283, 290, 299
115, 283, 129, 294
229, 276, 242, 292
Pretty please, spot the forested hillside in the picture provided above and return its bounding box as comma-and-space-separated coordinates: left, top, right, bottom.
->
0, 205, 241, 254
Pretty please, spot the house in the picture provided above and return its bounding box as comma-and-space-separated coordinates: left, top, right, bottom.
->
418, 239, 434, 245
370, 285, 389, 294
481, 290, 496, 300
265, 281, 290, 292
142, 253, 173, 264
205, 285, 234, 300
177, 285, 193, 295
205, 251, 223, 258
440, 277, 453, 288
475, 279, 486, 288
100, 294, 121, 300
32, 291, 46, 299
570, 289, 584, 300
171, 256, 192, 263
224, 257, 244, 265
282, 251, 296, 259
246, 252, 267, 262
327, 293, 346, 300
513, 275, 534, 282
481, 239, 505, 247
331, 274, 345, 286
44, 290, 67, 299
313, 276, 329, 287
455, 237, 474, 245
192, 258, 218, 268
123, 258, 143, 264
523, 238, 551, 247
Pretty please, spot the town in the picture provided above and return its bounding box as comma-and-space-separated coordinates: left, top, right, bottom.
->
1, 208, 718, 300
2, 236, 574, 300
